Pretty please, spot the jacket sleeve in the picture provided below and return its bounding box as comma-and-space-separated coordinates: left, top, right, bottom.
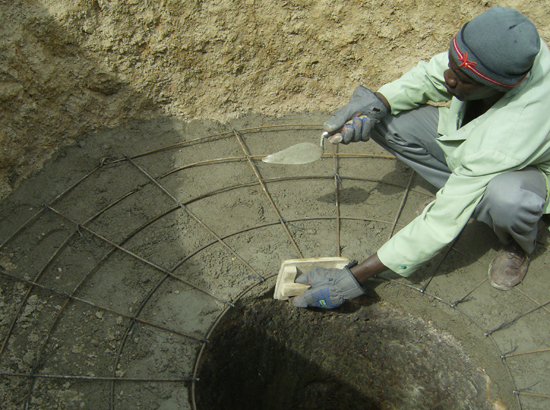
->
376, 132, 539, 276
377, 171, 491, 276
377, 52, 452, 115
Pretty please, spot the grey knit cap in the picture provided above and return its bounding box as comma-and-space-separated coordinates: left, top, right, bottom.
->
450, 6, 540, 91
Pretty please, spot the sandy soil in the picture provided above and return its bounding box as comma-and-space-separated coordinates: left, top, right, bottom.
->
2, 0, 550, 198
0, 113, 549, 409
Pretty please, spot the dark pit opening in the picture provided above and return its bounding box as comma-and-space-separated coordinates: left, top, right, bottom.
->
196, 298, 494, 410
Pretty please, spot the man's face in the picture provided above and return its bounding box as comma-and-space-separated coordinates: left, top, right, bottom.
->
443, 52, 503, 101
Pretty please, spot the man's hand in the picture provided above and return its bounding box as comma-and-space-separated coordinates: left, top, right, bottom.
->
324, 86, 389, 144
293, 262, 365, 309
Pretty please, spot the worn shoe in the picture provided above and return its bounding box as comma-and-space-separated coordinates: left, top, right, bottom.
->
488, 243, 530, 290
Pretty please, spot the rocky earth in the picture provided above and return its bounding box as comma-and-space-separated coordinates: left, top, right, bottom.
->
2, 0, 549, 199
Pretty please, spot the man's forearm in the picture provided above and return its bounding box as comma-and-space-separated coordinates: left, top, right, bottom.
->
349, 253, 388, 283
375, 92, 391, 112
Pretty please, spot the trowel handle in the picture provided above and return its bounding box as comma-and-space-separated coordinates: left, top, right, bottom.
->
280, 282, 310, 298
323, 115, 369, 145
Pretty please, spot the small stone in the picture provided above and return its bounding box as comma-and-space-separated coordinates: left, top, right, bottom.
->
95, 311, 104, 319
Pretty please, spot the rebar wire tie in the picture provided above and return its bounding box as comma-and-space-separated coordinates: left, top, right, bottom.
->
486, 298, 550, 336
514, 381, 541, 395
501, 340, 518, 360
486, 315, 521, 337
333, 173, 342, 185
75, 224, 91, 243
513, 391, 550, 400
279, 218, 305, 231
450, 297, 472, 308
451, 277, 488, 307
131, 317, 143, 335
47, 287, 72, 298
43, 203, 54, 222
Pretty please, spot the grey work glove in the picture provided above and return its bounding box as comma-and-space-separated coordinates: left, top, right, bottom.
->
324, 86, 388, 144
293, 261, 365, 309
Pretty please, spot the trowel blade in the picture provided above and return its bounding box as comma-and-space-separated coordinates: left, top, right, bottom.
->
262, 142, 323, 165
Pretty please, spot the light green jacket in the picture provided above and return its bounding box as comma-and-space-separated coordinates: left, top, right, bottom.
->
376, 41, 550, 276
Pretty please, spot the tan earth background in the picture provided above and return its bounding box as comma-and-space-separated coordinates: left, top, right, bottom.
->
2, 0, 549, 199
2, 1, 550, 410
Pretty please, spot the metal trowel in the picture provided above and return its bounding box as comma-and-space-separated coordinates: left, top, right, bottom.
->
262, 133, 328, 165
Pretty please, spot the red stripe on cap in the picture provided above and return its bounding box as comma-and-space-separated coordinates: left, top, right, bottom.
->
452, 35, 525, 89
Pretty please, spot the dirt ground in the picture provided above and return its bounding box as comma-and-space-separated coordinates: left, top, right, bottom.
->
2, 0, 550, 199
1, 113, 549, 409
2, 1, 550, 409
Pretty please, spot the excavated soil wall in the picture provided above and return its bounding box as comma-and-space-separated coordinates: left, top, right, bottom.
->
2, 0, 549, 199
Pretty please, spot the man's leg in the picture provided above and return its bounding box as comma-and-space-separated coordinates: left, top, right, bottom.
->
472, 167, 547, 290
372, 105, 451, 189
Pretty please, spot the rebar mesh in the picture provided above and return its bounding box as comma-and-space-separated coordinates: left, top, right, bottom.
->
0, 120, 549, 410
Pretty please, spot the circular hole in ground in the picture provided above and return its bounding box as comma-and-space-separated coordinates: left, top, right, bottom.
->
196, 298, 495, 410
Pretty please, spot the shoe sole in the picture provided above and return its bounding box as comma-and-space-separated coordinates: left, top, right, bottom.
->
487, 253, 529, 291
